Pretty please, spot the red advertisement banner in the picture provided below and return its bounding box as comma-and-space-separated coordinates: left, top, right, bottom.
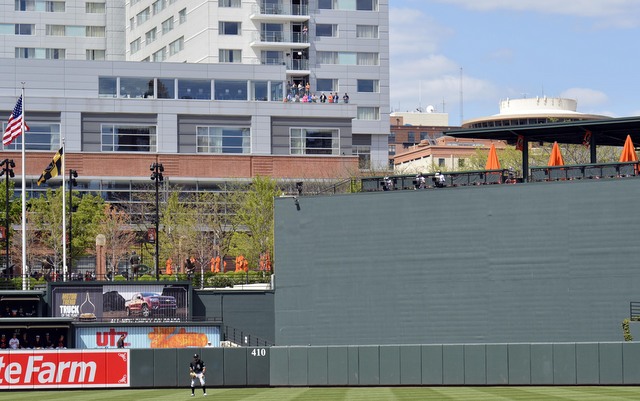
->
0, 349, 130, 389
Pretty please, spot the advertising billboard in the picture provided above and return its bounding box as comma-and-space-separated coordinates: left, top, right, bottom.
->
0, 349, 129, 389
75, 326, 220, 349
51, 284, 189, 323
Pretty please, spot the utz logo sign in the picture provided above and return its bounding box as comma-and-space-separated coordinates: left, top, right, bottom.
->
0, 350, 130, 389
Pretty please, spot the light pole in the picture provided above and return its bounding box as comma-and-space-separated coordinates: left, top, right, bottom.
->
68, 169, 77, 277
0, 159, 15, 277
150, 161, 164, 281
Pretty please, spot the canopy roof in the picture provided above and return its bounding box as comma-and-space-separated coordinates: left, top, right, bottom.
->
448, 116, 640, 147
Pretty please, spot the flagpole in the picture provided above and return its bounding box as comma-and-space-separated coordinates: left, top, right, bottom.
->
61, 137, 67, 282
20, 86, 26, 291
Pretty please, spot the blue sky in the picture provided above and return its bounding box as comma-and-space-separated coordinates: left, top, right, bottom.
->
389, 0, 640, 125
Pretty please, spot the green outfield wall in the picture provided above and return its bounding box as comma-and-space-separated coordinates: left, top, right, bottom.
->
274, 178, 640, 346
123, 342, 640, 387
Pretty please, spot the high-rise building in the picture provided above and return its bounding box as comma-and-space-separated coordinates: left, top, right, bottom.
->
1, 0, 390, 173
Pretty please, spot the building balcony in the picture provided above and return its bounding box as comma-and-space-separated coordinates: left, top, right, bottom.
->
250, 32, 310, 49
250, 3, 309, 22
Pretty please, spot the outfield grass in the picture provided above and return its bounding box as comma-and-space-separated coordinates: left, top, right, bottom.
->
3, 387, 640, 401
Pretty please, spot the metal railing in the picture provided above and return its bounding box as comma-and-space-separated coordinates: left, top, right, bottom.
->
630, 302, 640, 321
530, 161, 639, 182
361, 169, 511, 192
224, 325, 273, 347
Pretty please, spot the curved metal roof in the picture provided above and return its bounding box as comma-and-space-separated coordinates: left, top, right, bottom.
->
448, 116, 640, 147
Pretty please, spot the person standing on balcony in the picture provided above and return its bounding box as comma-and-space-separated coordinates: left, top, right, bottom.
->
343, 93, 349, 103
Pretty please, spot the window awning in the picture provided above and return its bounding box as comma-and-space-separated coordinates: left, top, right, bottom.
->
1, 296, 41, 302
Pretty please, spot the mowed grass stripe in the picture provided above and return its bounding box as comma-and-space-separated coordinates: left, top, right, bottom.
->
2, 387, 640, 401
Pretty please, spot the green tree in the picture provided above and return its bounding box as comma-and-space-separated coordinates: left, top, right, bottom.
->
190, 190, 241, 274
70, 192, 105, 264
231, 176, 279, 270
99, 204, 137, 275
161, 190, 198, 271
29, 188, 104, 271
467, 145, 523, 175
0, 179, 21, 268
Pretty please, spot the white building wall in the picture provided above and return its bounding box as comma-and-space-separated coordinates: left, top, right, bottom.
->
1, 0, 125, 60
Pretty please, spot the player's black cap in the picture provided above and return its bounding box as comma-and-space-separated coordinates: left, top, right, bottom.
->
194, 353, 199, 358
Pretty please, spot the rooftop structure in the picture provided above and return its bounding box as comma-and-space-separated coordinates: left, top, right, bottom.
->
462, 96, 609, 129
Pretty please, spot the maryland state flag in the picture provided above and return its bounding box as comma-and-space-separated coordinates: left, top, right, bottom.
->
37, 147, 63, 186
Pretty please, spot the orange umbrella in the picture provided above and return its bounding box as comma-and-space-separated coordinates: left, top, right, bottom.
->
548, 141, 564, 166
485, 143, 501, 170
619, 135, 638, 162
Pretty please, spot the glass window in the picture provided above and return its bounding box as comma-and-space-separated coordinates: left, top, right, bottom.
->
316, 51, 336, 64
438, 158, 445, 167
178, 79, 210, 99
261, 23, 282, 42
157, 78, 175, 99
356, 25, 378, 38
251, 81, 269, 101
219, 21, 241, 35
99, 77, 117, 97
290, 128, 339, 155
15, 24, 34, 35
219, 49, 241, 63
179, 8, 187, 24
407, 132, 415, 142
120, 77, 154, 98
357, 52, 378, 65
3, 122, 60, 151
66, 26, 85, 36
48, 1, 65, 11
15, 48, 65, 59
316, 79, 337, 92
270, 81, 283, 102
86, 26, 105, 37
337, 52, 357, 65
196, 126, 250, 154
318, 0, 335, 9
152, 47, 166, 62
218, 0, 240, 7
16, 1, 65, 11
261, 50, 283, 65
169, 36, 184, 55
357, 79, 379, 92
161, 17, 173, 33
137, 7, 150, 24
316, 24, 337, 37
214, 80, 247, 100
46, 25, 65, 36
357, 107, 380, 120
130, 38, 141, 54
146, 28, 157, 44
101, 125, 157, 152
152, 0, 166, 14
352, 145, 371, 170
86, 2, 105, 13
356, 0, 377, 11
86, 49, 106, 60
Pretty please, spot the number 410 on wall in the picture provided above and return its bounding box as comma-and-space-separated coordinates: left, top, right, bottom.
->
251, 348, 267, 357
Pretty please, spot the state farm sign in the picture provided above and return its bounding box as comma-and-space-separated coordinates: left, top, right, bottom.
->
0, 350, 130, 389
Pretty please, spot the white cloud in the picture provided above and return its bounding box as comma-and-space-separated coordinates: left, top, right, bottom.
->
389, 8, 453, 56
560, 88, 609, 108
433, 0, 640, 28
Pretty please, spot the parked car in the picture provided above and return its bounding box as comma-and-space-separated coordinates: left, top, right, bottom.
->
124, 292, 177, 317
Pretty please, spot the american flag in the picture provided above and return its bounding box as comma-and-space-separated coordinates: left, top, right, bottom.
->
3, 95, 27, 146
